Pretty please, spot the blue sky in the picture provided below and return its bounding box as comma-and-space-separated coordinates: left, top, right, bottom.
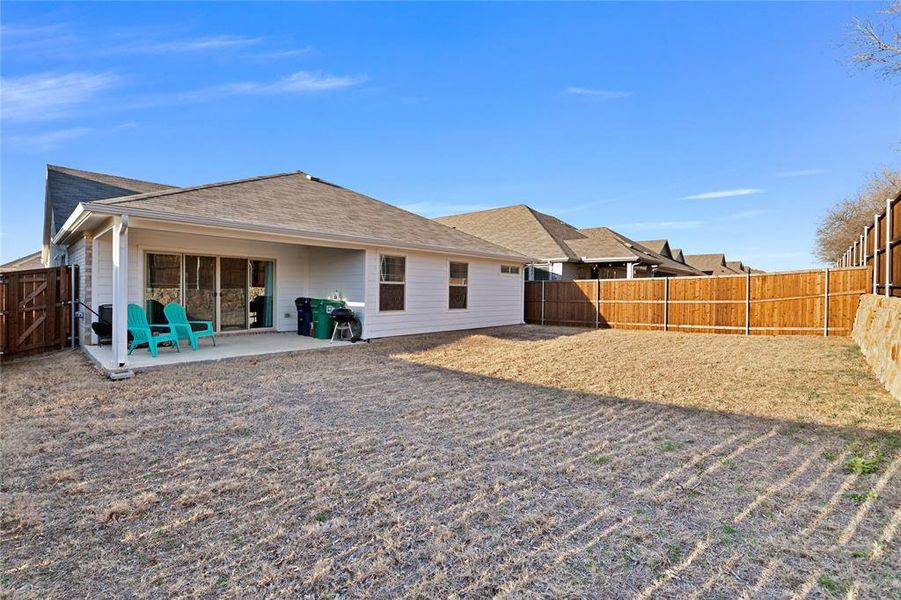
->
2, 1, 898, 271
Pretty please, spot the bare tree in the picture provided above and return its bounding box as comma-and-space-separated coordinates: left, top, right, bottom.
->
815, 170, 901, 263
851, 1, 901, 77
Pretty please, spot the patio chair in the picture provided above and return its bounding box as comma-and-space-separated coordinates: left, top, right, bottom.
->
164, 302, 217, 351
127, 304, 180, 357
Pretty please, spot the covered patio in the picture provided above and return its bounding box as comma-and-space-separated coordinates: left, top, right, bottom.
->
83, 331, 355, 372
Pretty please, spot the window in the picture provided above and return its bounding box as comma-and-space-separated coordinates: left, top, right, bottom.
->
501, 265, 520, 275
449, 261, 468, 310
379, 255, 405, 311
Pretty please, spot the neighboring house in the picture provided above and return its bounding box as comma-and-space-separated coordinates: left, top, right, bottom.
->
434, 205, 703, 280
44, 166, 527, 368
726, 260, 752, 274
683, 253, 742, 276
670, 248, 686, 264
636, 239, 674, 260
0, 250, 43, 273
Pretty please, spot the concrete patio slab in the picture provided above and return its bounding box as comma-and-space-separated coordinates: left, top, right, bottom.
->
83, 332, 355, 373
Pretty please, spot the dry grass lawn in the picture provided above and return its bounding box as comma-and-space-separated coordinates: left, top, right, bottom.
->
1, 325, 899, 598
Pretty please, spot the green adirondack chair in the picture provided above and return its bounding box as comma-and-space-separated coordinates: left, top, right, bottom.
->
164, 302, 217, 350
127, 303, 180, 357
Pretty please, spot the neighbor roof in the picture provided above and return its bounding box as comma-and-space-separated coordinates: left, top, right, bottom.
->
44, 165, 176, 259
61, 171, 526, 261
0, 250, 43, 272
580, 228, 703, 275
670, 248, 685, 263
434, 205, 702, 274
683, 253, 740, 275
726, 260, 750, 274
637, 239, 672, 258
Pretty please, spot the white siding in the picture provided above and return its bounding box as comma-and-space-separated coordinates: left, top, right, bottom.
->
88, 224, 524, 340
307, 246, 366, 325
363, 249, 523, 338
67, 238, 87, 344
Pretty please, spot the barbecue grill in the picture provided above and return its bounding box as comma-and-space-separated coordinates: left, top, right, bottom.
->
330, 307, 364, 342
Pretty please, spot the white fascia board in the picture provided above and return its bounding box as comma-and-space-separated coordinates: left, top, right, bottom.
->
579, 256, 639, 263
66, 203, 529, 263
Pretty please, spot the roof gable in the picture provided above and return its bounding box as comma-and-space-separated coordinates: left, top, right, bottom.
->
637, 239, 672, 258
44, 165, 174, 247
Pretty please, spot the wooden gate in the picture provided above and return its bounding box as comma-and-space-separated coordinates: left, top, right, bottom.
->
0, 265, 78, 359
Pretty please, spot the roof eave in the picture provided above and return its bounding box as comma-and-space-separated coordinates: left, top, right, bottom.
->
66, 203, 528, 263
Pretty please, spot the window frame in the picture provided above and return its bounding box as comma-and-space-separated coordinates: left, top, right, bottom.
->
500, 264, 521, 276
448, 260, 469, 310
378, 254, 407, 312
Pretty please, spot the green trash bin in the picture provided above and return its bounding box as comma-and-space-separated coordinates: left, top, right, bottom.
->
311, 298, 346, 339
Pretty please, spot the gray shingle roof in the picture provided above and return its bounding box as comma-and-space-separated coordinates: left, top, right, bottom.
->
670, 248, 685, 263
45, 165, 174, 239
81, 172, 526, 260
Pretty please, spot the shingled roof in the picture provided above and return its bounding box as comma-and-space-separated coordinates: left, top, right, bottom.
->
637, 239, 672, 258
580, 228, 703, 275
435, 205, 702, 274
683, 253, 741, 275
43, 165, 175, 259
670, 248, 685, 263
65, 171, 525, 260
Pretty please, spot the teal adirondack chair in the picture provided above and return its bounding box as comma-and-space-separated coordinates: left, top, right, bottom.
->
127, 304, 180, 357
164, 302, 217, 350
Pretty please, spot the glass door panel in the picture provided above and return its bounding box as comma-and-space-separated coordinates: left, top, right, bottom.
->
249, 260, 274, 328
184, 255, 217, 328
219, 257, 248, 331
145, 253, 181, 324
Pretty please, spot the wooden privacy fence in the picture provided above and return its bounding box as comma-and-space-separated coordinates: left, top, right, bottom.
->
0, 265, 78, 359
524, 266, 870, 336
836, 189, 900, 298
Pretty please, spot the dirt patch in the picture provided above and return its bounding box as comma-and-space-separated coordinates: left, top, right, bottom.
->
1, 327, 898, 597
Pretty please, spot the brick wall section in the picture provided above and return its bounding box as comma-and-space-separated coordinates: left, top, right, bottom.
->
852, 294, 901, 401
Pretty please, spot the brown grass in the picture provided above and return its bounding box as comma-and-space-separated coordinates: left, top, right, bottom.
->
1, 326, 899, 598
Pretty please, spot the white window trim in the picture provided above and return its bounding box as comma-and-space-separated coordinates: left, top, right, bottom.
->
500, 264, 521, 276
448, 260, 469, 311
378, 253, 407, 313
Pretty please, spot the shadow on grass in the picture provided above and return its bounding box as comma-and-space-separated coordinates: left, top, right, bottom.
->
1, 327, 899, 598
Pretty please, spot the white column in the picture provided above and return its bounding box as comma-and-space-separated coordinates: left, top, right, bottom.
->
626, 262, 635, 279
111, 215, 129, 368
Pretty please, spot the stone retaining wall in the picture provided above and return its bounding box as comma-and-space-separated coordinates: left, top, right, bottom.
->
852, 294, 901, 401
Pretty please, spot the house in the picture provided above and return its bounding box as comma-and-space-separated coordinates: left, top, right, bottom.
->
435, 205, 703, 280
0, 250, 43, 273
44, 165, 528, 368
670, 248, 686, 264
683, 253, 742, 276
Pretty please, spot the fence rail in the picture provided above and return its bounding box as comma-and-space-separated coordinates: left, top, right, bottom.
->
0, 265, 78, 359
836, 190, 900, 298
524, 266, 870, 336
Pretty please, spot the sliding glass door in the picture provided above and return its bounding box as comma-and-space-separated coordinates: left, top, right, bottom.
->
184, 255, 217, 329
219, 257, 248, 331
144, 253, 275, 332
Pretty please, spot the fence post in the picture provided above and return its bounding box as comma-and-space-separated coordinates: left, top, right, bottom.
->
595, 279, 600, 329
873, 213, 880, 294
824, 267, 829, 337
744, 271, 750, 335
860, 231, 866, 266
540, 280, 545, 325
663, 277, 669, 332
888, 197, 894, 298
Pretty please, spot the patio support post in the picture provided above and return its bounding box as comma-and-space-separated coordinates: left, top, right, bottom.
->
626, 262, 635, 279
111, 215, 129, 368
